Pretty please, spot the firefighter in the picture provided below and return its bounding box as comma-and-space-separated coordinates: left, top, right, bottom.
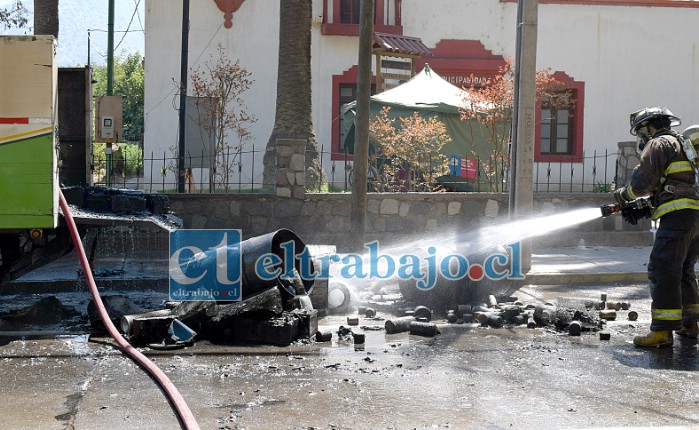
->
614, 106, 699, 347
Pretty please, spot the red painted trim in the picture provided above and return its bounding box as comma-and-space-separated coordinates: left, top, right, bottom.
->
396, 0, 402, 25
534, 72, 585, 163
332, 0, 340, 24
331, 66, 378, 161
500, 0, 699, 7
322, 0, 403, 36
321, 23, 403, 36
0, 118, 29, 124
375, 0, 384, 26
415, 40, 505, 88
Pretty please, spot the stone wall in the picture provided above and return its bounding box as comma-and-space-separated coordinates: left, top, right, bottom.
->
168, 192, 653, 252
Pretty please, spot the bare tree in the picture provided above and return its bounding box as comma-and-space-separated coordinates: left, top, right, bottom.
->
185, 45, 257, 192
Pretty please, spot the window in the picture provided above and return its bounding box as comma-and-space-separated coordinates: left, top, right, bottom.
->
322, 0, 403, 36
340, 0, 360, 24
540, 94, 574, 156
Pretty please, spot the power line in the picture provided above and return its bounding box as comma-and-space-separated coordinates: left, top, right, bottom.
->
114, 0, 141, 52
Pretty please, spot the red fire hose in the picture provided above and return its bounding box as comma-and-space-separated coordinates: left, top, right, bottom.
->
58, 190, 200, 430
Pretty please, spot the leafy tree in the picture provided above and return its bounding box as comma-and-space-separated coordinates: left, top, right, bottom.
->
0, 0, 28, 29
460, 58, 573, 190
187, 44, 256, 192
92, 52, 145, 142
369, 107, 451, 192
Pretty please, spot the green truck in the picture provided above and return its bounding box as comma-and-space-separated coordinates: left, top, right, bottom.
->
0, 35, 177, 284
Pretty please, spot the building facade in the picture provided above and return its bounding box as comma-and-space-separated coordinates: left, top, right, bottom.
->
143, 0, 699, 192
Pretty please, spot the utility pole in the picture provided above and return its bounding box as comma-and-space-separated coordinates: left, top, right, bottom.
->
509, 0, 538, 271
106, 0, 115, 186
349, 0, 374, 252
177, 0, 190, 193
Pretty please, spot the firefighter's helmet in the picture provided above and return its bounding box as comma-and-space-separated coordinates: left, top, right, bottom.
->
630, 107, 681, 136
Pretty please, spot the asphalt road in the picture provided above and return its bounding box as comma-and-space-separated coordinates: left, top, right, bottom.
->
0, 282, 698, 430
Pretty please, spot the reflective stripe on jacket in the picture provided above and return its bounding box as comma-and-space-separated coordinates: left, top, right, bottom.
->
628, 132, 699, 219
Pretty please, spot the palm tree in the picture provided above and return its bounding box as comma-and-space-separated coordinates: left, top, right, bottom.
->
33, 0, 59, 39
262, 0, 326, 191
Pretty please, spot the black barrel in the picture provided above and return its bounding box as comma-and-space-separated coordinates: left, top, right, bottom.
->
239, 229, 315, 300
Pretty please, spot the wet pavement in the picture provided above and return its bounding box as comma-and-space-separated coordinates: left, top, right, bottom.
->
2, 235, 699, 429
1, 281, 699, 430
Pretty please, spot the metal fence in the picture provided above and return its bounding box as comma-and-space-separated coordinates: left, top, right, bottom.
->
92, 144, 273, 193
317, 146, 619, 194
92, 143, 619, 194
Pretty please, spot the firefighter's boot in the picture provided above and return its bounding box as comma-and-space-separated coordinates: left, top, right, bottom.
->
675, 322, 699, 338
633, 330, 673, 347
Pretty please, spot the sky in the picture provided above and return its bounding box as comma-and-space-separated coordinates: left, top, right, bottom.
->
0, 0, 145, 66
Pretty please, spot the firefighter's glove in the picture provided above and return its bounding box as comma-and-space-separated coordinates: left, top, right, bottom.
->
621, 206, 641, 225
614, 187, 632, 204
620, 204, 652, 226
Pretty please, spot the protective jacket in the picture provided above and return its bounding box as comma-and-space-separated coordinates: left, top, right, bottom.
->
621, 130, 699, 331
625, 131, 699, 219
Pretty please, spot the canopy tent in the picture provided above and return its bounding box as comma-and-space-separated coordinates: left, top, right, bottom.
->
342, 64, 494, 161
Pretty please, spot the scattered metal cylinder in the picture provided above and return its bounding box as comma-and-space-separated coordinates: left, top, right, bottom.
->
627, 310, 638, 321
409, 321, 440, 337
351, 331, 365, 344
621, 302, 631, 310
316, 330, 333, 342
487, 314, 503, 328
365, 307, 376, 318
501, 305, 521, 322
446, 310, 458, 323
413, 305, 432, 322
607, 302, 622, 311
385, 316, 414, 334
238, 229, 315, 300
120, 309, 174, 335
487, 295, 498, 308
599, 310, 617, 320
600, 293, 607, 302
533, 304, 557, 325
599, 332, 611, 341
347, 316, 359, 326
457, 304, 472, 315
568, 321, 581, 336
512, 314, 528, 325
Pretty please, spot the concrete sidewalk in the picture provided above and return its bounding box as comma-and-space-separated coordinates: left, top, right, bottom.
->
528, 245, 653, 285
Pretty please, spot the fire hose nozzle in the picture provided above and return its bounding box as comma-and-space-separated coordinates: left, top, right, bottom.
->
600, 203, 621, 218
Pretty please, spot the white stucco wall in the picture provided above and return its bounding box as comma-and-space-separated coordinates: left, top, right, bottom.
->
144, 0, 280, 189
144, 0, 699, 191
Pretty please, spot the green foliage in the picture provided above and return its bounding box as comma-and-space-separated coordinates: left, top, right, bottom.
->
0, 1, 28, 29
369, 107, 451, 192
92, 52, 145, 142
92, 142, 143, 182
593, 182, 612, 193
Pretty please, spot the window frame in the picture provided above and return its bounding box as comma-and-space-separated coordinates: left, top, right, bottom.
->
322, 0, 403, 36
534, 73, 585, 163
